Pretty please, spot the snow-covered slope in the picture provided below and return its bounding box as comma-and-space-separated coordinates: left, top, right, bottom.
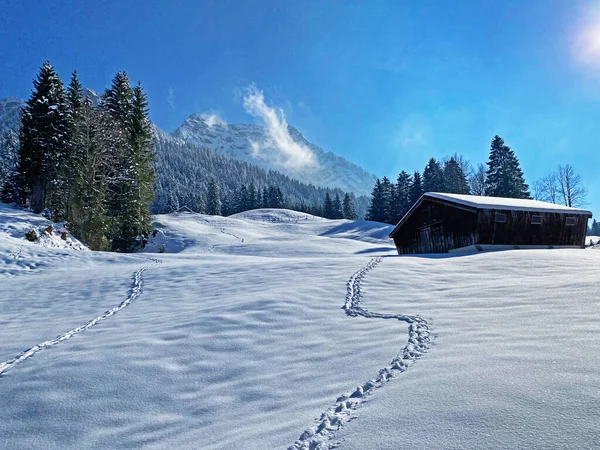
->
2, 206, 600, 449
172, 114, 377, 196
0, 97, 23, 133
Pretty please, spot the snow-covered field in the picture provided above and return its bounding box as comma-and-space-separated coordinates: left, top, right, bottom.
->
1, 203, 599, 449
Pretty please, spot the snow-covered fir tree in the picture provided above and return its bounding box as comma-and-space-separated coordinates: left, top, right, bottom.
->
443, 157, 470, 194
206, 180, 221, 215
484, 135, 530, 198
17, 61, 70, 215
342, 192, 357, 220
423, 158, 445, 193
331, 193, 343, 219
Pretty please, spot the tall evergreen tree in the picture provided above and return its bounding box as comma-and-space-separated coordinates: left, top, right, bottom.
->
17, 61, 69, 214
248, 182, 258, 210
342, 192, 357, 220
331, 193, 343, 219
423, 158, 444, 193
323, 192, 333, 218
484, 135, 530, 198
101, 71, 135, 249
262, 186, 269, 208
393, 170, 412, 222
206, 179, 221, 215
380, 176, 394, 223
443, 157, 470, 194
120, 82, 155, 249
69, 100, 111, 250
409, 171, 424, 206
366, 178, 385, 222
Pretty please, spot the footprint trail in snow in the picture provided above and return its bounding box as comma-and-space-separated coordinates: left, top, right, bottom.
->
0, 258, 161, 377
289, 257, 432, 450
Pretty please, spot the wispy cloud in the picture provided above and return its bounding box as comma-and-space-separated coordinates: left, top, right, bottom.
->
243, 85, 317, 170
201, 113, 227, 128
167, 85, 175, 110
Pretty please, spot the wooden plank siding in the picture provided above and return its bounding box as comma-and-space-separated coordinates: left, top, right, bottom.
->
392, 198, 479, 254
476, 209, 589, 246
391, 196, 591, 255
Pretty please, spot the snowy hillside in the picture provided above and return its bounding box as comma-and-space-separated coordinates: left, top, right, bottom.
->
0, 97, 23, 133
2, 206, 600, 449
172, 114, 377, 196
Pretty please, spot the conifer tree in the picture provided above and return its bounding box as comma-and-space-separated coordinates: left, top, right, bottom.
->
121, 82, 155, 249
332, 193, 343, 219
589, 219, 599, 236
323, 192, 333, 218
443, 157, 470, 194
366, 178, 385, 222
101, 71, 135, 249
69, 100, 111, 250
380, 176, 394, 223
409, 171, 423, 206
393, 171, 412, 222
262, 186, 269, 208
342, 192, 357, 220
60, 70, 85, 221
236, 184, 249, 212
484, 135, 530, 198
17, 61, 69, 214
423, 158, 444, 193
206, 179, 221, 215
248, 182, 257, 210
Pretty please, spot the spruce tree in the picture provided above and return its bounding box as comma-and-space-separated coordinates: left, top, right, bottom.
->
342, 192, 357, 220
332, 194, 343, 219
409, 171, 423, 206
393, 171, 412, 222
101, 71, 135, 250
262, 186, 269, 208
61, 70, 85, 222
206, 179, 221, 215
69, 100, 111, 250
248, 182, 257, 210
423, 158, 444, 193
443, 157, 470, 194
123, 82, 155, 249
366, 178, 385, 222
380, 176, 394, 223
323, 192, 333, 218
17, 61, 69, 215
484, 135, 530, 198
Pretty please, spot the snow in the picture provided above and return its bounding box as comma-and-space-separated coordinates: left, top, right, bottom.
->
2, 204, 600, 449
426, 192, 593, 215
171, 114, 377, 196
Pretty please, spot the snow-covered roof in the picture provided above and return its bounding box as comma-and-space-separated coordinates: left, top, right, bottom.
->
425, 192, 593, 215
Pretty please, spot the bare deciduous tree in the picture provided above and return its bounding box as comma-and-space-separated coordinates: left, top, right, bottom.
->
469, 163, 486, 196
538, 171, 559, 204
532, 180, 543, 200
557, 164, 587, 207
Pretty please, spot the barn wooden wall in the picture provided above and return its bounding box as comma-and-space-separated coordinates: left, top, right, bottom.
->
392, 198, 591, 254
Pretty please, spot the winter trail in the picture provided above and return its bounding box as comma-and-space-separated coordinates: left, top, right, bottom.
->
289, 257, 432, 450
0, 258, 161, 377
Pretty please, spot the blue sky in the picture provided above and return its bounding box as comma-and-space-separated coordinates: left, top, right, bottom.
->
1, 0, 599, 217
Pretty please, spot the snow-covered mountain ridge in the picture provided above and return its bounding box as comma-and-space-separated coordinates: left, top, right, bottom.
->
0, 97, 378, 197
172, 113, 377, 196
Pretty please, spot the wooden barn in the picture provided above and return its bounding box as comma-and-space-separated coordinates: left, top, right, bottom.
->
389, 193, 592, 255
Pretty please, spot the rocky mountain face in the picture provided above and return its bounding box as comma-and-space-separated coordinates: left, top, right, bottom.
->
0, 96, 377, 200
172, 114, 377, 196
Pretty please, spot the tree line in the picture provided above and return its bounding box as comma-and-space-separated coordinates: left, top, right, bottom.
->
367, 135, 588, 225
153, 131, 367, 219
189, 180, 358, 220
2, 62, 155, 251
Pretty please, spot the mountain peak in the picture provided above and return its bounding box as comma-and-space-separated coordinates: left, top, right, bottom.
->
171, 114, 377, 196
